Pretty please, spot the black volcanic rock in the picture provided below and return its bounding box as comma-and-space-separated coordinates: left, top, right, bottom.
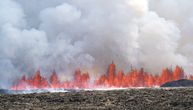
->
1, 89, 193, 110
161, 79, 193, 87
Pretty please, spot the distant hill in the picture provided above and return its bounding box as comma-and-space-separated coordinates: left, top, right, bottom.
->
0, 89, 12, 94
161, 79, 193, 87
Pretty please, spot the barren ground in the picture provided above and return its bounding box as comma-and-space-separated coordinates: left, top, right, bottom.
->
0, 88, 193, 110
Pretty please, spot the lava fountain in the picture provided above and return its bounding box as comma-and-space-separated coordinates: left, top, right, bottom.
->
11, 62, 193, 90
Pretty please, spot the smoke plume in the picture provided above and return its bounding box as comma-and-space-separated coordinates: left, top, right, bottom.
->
0, 0, 193, 88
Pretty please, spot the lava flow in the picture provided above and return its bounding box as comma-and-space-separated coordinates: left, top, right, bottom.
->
11, 62, 193, 90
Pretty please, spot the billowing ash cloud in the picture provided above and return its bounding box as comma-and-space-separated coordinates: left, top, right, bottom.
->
0, 0, 193, 88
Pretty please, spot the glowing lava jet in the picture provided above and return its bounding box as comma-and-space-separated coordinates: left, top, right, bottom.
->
11, 62, 188, 90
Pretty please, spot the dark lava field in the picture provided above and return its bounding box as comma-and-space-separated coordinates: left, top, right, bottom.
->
0, 88, 193, 110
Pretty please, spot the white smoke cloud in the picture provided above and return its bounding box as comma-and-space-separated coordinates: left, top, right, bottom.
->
149, 0, 193, 73
137, 12, 188, 73
0, 0, 193, 88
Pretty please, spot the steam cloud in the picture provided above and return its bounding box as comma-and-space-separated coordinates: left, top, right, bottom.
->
0, 0, 193, 88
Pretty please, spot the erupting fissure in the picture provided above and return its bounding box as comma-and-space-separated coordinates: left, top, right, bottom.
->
11, 62, 191, 90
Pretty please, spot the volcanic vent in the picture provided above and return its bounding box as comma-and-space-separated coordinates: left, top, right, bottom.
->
11, 62, 192, 90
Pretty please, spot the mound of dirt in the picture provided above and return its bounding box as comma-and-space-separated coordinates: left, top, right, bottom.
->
161, 79, 193, 87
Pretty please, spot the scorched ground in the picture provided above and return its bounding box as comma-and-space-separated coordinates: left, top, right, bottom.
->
0, 88, 193, 110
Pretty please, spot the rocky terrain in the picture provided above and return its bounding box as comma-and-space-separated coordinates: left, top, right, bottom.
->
0, 88, 193, 110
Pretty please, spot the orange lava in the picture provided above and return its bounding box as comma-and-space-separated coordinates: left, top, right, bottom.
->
11, 62, 190, 90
